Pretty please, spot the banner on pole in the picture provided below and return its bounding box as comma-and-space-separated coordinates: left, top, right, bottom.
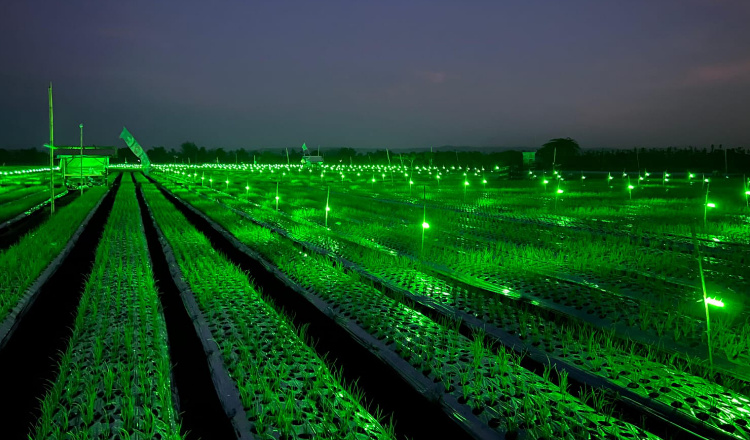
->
119, 127, 151, 174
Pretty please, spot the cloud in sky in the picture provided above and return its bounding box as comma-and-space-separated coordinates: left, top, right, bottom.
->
417, 71, 449, 84
683, 59, 750, 86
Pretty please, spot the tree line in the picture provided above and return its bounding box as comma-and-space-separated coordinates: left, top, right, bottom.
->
1, 140, 748, 174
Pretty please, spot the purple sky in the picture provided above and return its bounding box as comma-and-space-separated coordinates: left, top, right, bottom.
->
2, 0, 749, 150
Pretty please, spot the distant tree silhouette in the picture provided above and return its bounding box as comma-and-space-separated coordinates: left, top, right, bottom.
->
537, 137, 581, 169
180, 142, 199, 163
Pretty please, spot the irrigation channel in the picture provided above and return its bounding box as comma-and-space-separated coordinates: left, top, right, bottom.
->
0, 174, 120, 438
147, 174, 471, 440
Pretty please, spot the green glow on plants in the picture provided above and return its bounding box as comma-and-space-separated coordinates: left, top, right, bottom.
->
705, 297, 724, 307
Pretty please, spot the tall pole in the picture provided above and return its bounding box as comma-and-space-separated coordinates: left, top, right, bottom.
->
704, 182, 710, 229
552, 147, 557, 172
49, 83, 55, 215
421, 186, 427, 255
692, 226, 713, 369
325, 185, 330, 228
80, 123, 84, 195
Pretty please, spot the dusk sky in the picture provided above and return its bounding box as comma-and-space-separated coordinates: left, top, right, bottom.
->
2, 0, 749, 150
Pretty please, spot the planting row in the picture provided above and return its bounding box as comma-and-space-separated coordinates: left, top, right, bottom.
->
139, 176, 396, 440
0, 185, 108, 332
156, 174, 749, 375
29, 176, 182, 440
152, 176, 662, 439
156, 177, 750, 439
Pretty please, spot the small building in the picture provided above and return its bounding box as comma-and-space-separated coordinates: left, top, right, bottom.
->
522, 151, 536, 169
55, 147, 117, 187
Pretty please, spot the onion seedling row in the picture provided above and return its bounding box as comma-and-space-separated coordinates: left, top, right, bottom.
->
157, 174, 749, 381
157, 176, 750, 439
29, 176, 183, 440
153, 177, 663, 440
140, 181, 396, 440
0, 185, 108, 335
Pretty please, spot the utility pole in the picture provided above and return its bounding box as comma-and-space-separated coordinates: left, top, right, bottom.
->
49, 83, 55, 214
80, 123, 84, 195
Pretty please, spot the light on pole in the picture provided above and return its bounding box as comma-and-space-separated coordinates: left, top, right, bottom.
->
554, 186, 563, 210
704, 182, 714, 229
275, 181, 280, 211
421, 186, 428, 255
325, 186, 330, 228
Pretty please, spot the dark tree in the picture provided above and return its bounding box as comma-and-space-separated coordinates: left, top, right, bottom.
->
180, 142, 199, 162
148, 146, 169, 163
537, 137, 581, 169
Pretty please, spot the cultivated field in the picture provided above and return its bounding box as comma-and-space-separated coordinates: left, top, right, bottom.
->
1, 162, 748, 440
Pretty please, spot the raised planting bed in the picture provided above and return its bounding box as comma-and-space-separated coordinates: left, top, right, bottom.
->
155, 178, 662, 440
165, 176, 750, 439
0, 185, 69, 225
29, 176, 183, 440
0, 185, 109, 348
141, 181, 396, 440
159, 177, 750, 380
